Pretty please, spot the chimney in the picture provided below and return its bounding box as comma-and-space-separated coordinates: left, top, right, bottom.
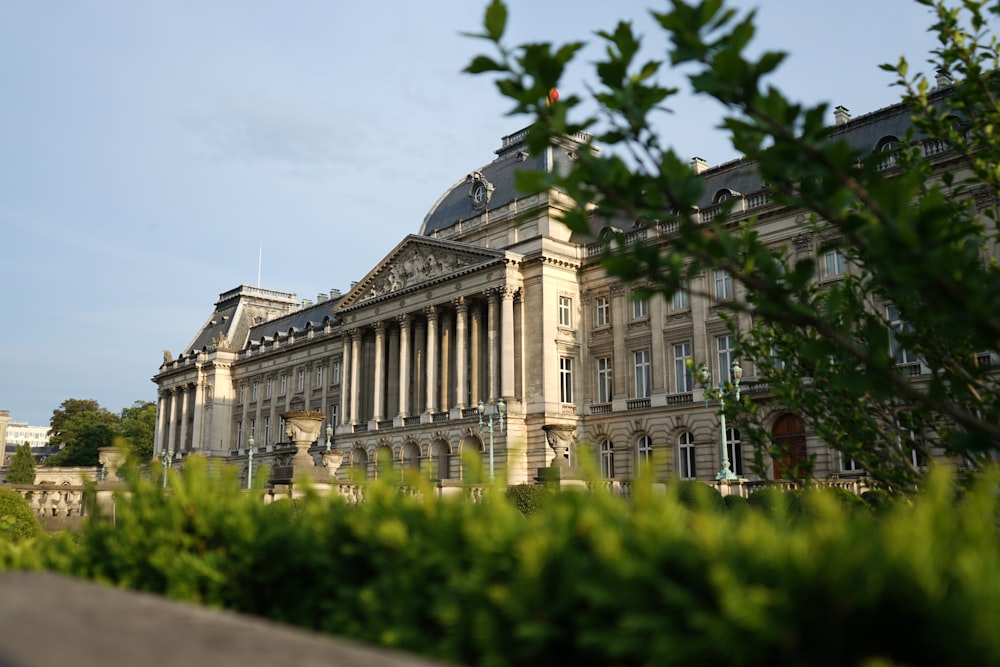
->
330, 288, 341, 298
316, 293, 328, 302
301, 299, 312, 309
935, 68, 954, 89
834, 105, 851, 127
690, 156, 708, 174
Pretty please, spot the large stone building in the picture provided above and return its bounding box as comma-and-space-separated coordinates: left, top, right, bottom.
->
153, 92, 980, 488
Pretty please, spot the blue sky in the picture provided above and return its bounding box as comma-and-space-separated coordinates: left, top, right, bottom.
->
0, 1, 946, 427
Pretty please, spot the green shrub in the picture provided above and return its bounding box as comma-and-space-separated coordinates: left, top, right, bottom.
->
672, 480, 724, 511
862, 488, 894, 512
1, 460, 999, 666
747, 486, 788, 515
504, 483, 548, 515
0, 488, 42, 542
722, 493, 749, 513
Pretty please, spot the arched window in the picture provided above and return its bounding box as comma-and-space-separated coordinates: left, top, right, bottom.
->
375, 445, 393, 479
429, 439, 450, 482
401, 442, 420, 474
459, 435, 484, 483
351, 448, 369, 481
600, 439, 615, 478
636, 435, 653, 472
678, 431, 696, 479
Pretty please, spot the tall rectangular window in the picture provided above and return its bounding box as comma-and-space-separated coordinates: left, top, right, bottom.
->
726, 427, 744, 476
632, 295, 648, 319
249, 418, 256, 441
678, 431, 696, 479
236, 421, 243, 448
251, 381, 259, 401
280, 375, 288, 396
634, 350, 651, 398
264, 416, 271, 446
596, 357, 613, 404
265, 378, 273, 398
559, 357, 574, 403
315, 366, 324, 388
823, 249, 847, 278
333, 361, 342, 384
594, 296, 610, 327
673, 342, 693, 393
714, 269, 733, 300
329, 405, 339, 429
887, 305, 918, 366
717, 335, 735, 384
297, 369, 305, 392
238, 385, 246, 403
558, 296, 573, 327
672, 281, 689, 310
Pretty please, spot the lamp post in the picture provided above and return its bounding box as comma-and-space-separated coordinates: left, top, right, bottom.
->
247, 437, 254, 489
696, 361, 743, 481
477, 397, 506, 481
325, 424, 333, 452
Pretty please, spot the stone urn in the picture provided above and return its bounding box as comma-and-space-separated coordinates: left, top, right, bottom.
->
97, 446, 125, 480
280, 410, 325, 471
542, 424, 576, 467
321, 450, 344, 479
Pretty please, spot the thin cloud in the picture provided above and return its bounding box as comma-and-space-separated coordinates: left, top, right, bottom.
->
184, 93, 367, 169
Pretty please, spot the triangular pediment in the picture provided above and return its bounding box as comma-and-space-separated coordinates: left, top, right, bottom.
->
336, 235, 507, 311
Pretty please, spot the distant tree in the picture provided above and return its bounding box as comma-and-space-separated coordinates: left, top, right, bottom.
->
6, 443, 36, 485
45, 399, 118, 467
117, 400, 156, 464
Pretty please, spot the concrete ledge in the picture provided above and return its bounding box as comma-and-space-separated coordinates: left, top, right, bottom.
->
0, 572, 450, 667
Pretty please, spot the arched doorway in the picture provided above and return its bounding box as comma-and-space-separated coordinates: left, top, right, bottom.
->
772, 413, 807, 480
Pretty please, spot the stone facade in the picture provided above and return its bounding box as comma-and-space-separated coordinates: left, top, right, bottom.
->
153, 97, 988, 488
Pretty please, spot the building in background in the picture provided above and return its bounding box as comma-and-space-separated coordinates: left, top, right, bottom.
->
153, 92, 984, 488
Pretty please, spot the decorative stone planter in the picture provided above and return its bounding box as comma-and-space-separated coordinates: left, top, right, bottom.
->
280, 410, 325, 471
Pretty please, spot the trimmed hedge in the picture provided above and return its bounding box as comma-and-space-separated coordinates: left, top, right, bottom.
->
504, 483, 548, 515
1, 460, 999, 666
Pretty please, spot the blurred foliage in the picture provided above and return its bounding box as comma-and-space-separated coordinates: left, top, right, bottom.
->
1, 459, 998, 665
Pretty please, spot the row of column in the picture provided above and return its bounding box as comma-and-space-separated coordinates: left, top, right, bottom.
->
154, 385, 193, 456
340, 286, 517, 425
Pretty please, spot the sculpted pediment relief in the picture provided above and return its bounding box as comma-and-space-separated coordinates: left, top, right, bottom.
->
338, 235, 506, 310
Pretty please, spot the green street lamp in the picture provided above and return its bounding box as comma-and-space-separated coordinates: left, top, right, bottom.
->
696, 361, 743, 481
477, 397, 506, 481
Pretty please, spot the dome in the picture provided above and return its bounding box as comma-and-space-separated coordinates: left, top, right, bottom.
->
419, 127, 590, 236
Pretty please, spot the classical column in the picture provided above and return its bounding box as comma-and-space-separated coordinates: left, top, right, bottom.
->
440, 310, 452, 411
470, 303, 481, 406
166, 389, 178, 455
178, 385, 190, 453
425, 306, 439, 413
154, 391, 168, 456
350, 330, 362, 424
414, 318, 426, 414
340, 333, 352, 426
487, 289, 500, 402
373, 321, 386, 421
501, 287, 517, 400
454, 298, 468, 408
398, 314, 411, 417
